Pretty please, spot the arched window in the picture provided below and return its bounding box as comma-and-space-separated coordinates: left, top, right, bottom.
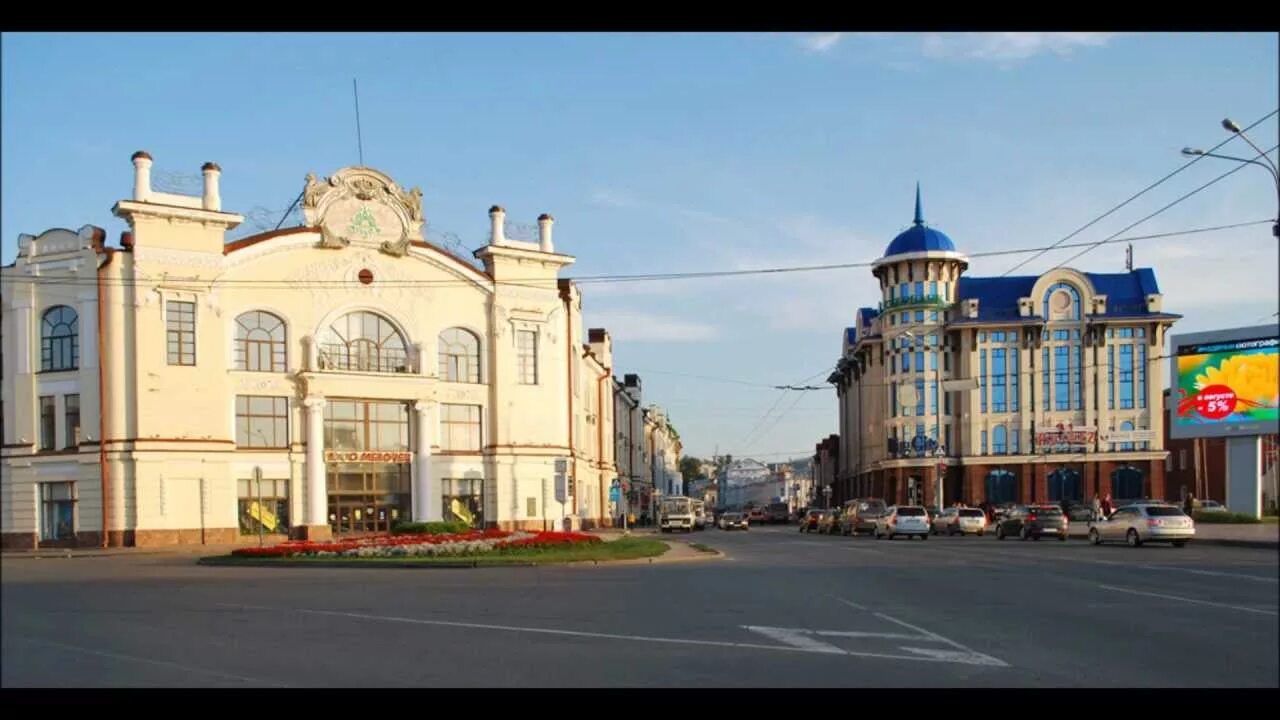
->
234, 311, 287, 372
1118, 420, 1135, 452
992, 425, 1007, 455
1043, 282, 1081, 321
317, 311, 408, 373
438, 328, 481, 383
41, 306, 79, 371
984, 469, 1016, 505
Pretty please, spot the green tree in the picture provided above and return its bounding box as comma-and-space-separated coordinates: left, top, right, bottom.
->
680, 455, 705, 482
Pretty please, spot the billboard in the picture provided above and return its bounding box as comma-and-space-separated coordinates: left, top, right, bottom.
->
1170, 324, 1279, 439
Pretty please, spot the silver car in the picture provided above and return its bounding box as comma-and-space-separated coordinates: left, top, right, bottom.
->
1088, 503, 1195, 547
932, 507, 988, 536
874, 505, 930, 540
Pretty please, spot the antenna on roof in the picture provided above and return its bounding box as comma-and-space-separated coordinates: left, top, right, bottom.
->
1125, 243, 1133, 271
353, 78, 365, 167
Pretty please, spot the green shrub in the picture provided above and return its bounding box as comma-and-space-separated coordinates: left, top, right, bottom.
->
1192, 511, 1261, 524
391, 521, 473, 535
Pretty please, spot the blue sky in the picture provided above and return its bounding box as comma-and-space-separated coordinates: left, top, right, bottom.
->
3, 32, 1277, 461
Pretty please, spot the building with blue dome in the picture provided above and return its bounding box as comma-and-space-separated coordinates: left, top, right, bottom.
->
824, 187, 1181, 512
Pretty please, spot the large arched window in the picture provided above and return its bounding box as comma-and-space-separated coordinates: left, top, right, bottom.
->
41, 306, 79, 371
317, 311, 408, 373
235, 311, 287, 372
438, 328, 481, 383
1043, 282, 1081, 321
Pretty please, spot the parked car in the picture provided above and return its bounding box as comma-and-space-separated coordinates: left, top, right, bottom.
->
874, 505, 930, 540
931, 507, 988, 536
747, 508, 766, 524
996, 505, 1069, 541
1062, 501, 1095, 522
1195, 500, 1229, 513
817, 508, 843, 534
1089, 504, 1194, 547
799, 509, 824, 533
840, 498, 888, 536
991, 502, 1018, 524
719, 512, 749, 531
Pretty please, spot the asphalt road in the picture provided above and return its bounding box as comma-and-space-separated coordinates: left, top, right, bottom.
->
2, 526, 1277, 687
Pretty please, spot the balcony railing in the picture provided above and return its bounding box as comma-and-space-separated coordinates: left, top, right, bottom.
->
317, 345, 413, 374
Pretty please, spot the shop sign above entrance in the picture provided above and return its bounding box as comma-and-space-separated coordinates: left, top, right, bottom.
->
325, 450, 412, 463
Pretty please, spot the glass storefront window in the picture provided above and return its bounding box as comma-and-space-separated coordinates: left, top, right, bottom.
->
40, 482, 75, 541
238, 478, 289, 535
443, 477, 484, 527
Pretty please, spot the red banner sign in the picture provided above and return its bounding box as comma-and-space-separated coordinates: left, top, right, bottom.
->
324, 450, 412, 464
1192, 384, 1237, 420
1035, 424, 1097, 449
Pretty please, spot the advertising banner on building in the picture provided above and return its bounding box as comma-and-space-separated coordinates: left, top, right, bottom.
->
1035, 424, 1097, 451
1171, 329, 1279, 439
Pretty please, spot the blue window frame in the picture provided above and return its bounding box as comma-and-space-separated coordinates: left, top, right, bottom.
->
940, 281, 948, 300
1010, 348, 1019, 411
1118, 420, 1135, 452
980, 350, 988, 412
1011, 429, 1020, 454
1137, 327, 1145, 338
1138, 344, 1147, 409
914, 281, 924, 298
927, 333, 938, 347
929, 281, 937, 297
1043, 282, 1081, 320
979, 331, 986, 343
915, 310, 925, 323
900, 283, 908, 299
992, 331, 1006, 343
1119, 328, 1134, 338
930, 311, 938, 322
1119, 345, 1134, 409
1108, 345, 1115, 409
931, 380, 938, 415
981, 430, 988, 455
1010, 331, 1018, 342
1071, 344, 1083, 410
992, 426, 1007, 454
992, 348, 1006, 412
915, 379, 925, 417
930, 351, 937, 371
1054, 329, 1070, 341
1054, 345, 1069, 410
1042, 348, 1050, 411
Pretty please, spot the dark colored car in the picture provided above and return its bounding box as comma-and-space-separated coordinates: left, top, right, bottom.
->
840, 498, 888, 536
1062, 501, 1095, 522
997, 505, 1069, 541
799, 509, 824, 533
719, 512, 748, 531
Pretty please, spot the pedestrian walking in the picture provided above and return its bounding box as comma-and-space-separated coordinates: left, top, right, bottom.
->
1091, 493, 1101, 520
1183, 493, 1196, 516
1101, 493, 1114, 518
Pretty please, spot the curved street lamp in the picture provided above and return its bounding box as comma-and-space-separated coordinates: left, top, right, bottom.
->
1183, 117, 1280, 238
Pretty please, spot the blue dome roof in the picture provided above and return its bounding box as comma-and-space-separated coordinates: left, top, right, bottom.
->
883, 184, 957, 257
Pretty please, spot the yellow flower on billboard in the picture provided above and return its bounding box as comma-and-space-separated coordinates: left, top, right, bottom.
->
1193, 352, 1279, 406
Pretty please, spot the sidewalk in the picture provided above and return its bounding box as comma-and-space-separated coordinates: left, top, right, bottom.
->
1066, 522, 1278, 548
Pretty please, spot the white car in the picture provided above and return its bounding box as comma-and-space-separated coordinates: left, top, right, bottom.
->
1088, 503, 1195, 547
932, 507, 988, 536
1196, 500, 1228, 513
693, 506, 708, 530
874, 505, 930, 540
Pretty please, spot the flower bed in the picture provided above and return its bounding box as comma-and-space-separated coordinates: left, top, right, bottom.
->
231, 529, 602, 559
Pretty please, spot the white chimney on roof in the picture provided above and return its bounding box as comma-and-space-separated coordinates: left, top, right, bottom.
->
131, 150, 153, 202
538, 213, 554, 252
201, 162, 222, 211
489, 205, 506, 246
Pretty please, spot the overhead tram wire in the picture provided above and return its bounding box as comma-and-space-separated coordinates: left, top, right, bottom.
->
999, 108, 1279, 277
8, 220, 1272, 291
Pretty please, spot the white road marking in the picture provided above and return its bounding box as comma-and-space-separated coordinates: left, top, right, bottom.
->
1137, 566, 1278, 584
872, 612, 1009, 667
742, 626, 846, 654
7, 635, 288, 686
223, 603, 1005, 667
836, 597, 868, 610
1098, 585, 1279, 616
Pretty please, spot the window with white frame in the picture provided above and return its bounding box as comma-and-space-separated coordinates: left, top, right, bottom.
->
234, 311, 287, 372
438, 328, 481, 383
166, 300, 196, 366
516, 330, 538, 385
41, 306, 79, 371
440, 404, 481, 451
39, 395, 56, 450
235, 396, 289, 448
64, 394, 80, 448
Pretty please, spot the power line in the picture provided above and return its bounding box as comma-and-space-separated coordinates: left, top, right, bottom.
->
6, 219, 1271, 290
999, 107, 1278, 277
1049, 144, 1279, 271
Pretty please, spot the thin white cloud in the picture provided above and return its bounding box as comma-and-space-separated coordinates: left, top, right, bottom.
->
920, 33, 1116, 62
586, 310, 719, 343
799, 32, 845, 54
589, 189, 640, 209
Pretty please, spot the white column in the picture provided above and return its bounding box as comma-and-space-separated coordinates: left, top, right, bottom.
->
304, 396, 327, 527
302, 335, 318, 372
414, 401, 439, 522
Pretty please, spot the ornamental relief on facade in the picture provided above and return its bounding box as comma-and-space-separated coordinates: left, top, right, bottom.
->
302, 167, 424, 258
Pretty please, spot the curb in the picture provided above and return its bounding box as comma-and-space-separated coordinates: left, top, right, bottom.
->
2, 550, 174, 560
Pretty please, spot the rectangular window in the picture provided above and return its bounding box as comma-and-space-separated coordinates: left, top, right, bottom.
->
40, 482, 75, 541
978, 331, 986, 344
931, 380, 938, 415
1010, 331, 1018, 342
979, 350, 987, 412
943, 351, 950, 372
1119, 328, 1134, 338
442, 477, 485, 527
1010, 348, 1019, 412
1011, 429, 1020, 454
927, 334, 938, 347
944, 391, 951, 416
1119, 345, 1134, 409
891, 381, 898, 417
981, 430, 988, 455
929, 281, 938, 298
992, 429, 1007, 455
1108, 345, 1115, 410
238, 478, 289, 535
1054, 346, 1069, 411
890, 355, 896, 374
440, 404, 482, 451
1054, 329, 1069, 341
1042, 348, 1050, 412
516, 330, 538, 385
166, 300, 196, 366
39, 396, 55, 450
1071, 344, 1083, 410
901, 311, 909, 323
914, 310, 924, 323
915, 351, 924, 372
914, 281, 924, 298
930, 351, 937, 371
1137, 327, 1145, 338
1107, 328, 1114, 338
1165, 454, 1172, 472
890, 315, 896, 326
1138, 344, 1147, 409
900, 283, 908, 299
889, 286, 896, 301
992, 331, 1006, 343
915, 379, 925, 417
992, 348, 1006, 412
940, 281, 948, 301
64, 394, 80, 448
235, 396, 289, 447
944, 425, 951, 453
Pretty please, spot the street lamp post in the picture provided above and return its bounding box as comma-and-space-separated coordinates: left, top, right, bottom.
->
1183, 117, 1280, 238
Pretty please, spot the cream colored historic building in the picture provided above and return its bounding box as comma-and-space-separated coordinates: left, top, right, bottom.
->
827, 189, 1179, 509
1, 153, 626, 548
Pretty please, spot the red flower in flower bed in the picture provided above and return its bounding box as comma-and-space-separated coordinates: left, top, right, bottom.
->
231, 529, 514, 558
494, 531, 602, 551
